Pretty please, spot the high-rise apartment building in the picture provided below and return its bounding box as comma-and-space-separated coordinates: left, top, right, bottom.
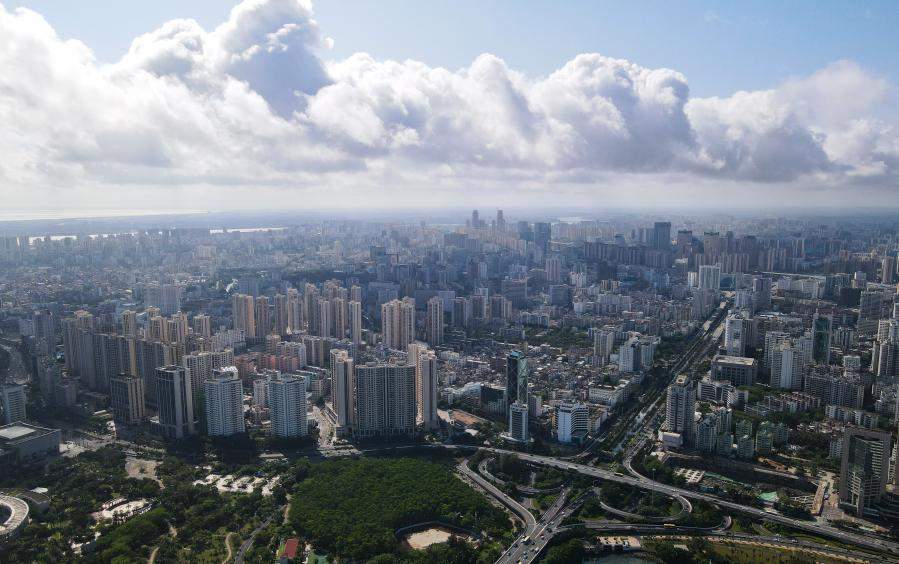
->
110, 374, 146, 425
381, 298, 415, 350
267, 372, 308, 438
204, 367, 244, 437
698, 264, 721, 290
232, 294, 256, 338
349, 300, 362, 345
353, 362, 416, 438
331, 349, 354, 433
426, 297, 444, 347
664, 375, 696, 446
417, 349, 439, 430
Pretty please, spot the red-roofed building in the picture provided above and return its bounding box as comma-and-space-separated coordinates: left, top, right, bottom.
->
278, 538, 300, 563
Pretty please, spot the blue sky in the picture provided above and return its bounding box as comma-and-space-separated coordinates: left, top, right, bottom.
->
12, 0, 899, 97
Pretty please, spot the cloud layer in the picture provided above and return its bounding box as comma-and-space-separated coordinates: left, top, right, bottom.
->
1, 0, 897, 210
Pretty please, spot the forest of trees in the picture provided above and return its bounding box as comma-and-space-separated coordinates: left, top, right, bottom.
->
288, 457, 512, 560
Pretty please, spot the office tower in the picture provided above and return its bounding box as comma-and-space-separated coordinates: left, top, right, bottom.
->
509, 401, 529, 442
724, 312, 748, 357
110, 374, 146, 425
348, 300, 362, 345
471, 209, 480, 228
839, 428, 891, 516
698, 264, 721, 290
0, 384, 27, 424
417, 350, 439, 429
155, 365, 195, 439
556, 402, 588, 443
664, 375, 696, 445
882, 256, 896, 284
545, 256, 562, 284
812, 312, 832, 365
381, 298, 415, 350
506, 351, 529, 414
253, 378, 267, 408
331, 349, 354, 433
191, 314, 212, 338
353, 362, 416, 438
653, 221, 671, 250
254, 296, 271, 339
273, 294, 289, 336
268, 372, 308, 438
121, 309, 138, 337
593, 329, 615, 365
426, 297, 444, 347
232, 294, 256, 337
182, 349, 235, 403
204, 367, 244, 437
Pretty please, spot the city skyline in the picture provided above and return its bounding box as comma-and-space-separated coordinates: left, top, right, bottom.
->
1, 0, 899, 215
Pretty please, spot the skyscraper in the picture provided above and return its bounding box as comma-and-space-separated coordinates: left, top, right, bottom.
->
349, 300, 362, 345
653, 221, 671, 250
698, 264, 721, 290
267, 372, 308, 438
155, 365, 195, 439
204, 367, 245, 437
417, 349, 439, 430
506, 351, 529, 414
426, 296, 444, 347
664, 375, 696, 446
724, 312, 748, 357
255, 296, 271, 339
556, 402, 588, 444
812, 312, 833, 365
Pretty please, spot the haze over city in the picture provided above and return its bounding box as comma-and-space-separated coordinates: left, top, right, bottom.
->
1, 0, 899, 216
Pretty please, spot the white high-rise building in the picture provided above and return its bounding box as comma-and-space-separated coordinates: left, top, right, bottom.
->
545, 256, 562, 284
593, 329, 615, 365
724, 312, 748, 357
204, 367, 245, 437
698, 264, 721, 290
664, 375, 696, 446
183, 349, 235, 402
771, 342, 803, 390
253, 378, 267, 408
381, 298, 416, 350
508, 401, 529, 442
331, 349, 354, 433
0, 383, 27, 424
426, 297, 444, 347
556, 402, 589, 443
268, 372, 308, 438
155, 365, 195, 439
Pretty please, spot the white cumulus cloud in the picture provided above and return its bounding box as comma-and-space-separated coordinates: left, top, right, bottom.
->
0, 0, 897, 211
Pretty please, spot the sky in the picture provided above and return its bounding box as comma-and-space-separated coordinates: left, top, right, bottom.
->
2, 0, 898, 217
